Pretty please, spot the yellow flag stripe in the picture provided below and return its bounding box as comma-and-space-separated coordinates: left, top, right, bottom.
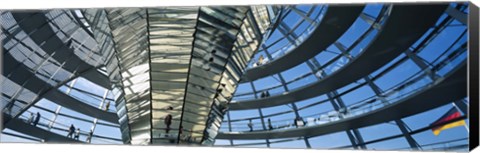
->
432, 120, 466, 136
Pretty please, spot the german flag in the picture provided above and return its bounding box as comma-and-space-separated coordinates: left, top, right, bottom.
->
430, 107, 466, 136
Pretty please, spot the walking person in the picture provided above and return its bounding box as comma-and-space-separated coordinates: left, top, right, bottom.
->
260, 92, 266, 98
33, 112, 41, 127
104, 101, 110, 111
164, 106, 173, 135
86, 130, 93, 143
294, 117, 305, 128
267, 118, 273, 130
74, 128, 80, 140
27, 113, 34, 125
248, 119, 253, 132
257, 55, 264, 66
67, 124, 75, 138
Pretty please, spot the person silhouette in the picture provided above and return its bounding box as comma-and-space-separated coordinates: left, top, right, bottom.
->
27, 113, 34, 125
248, 119, 253, 132
74, 128, 80, 140
104, 101, 110, 111
86, 130, 93, 143
67, 124, 75, 138
33, 112, 41, 127
268, 118, 273, 130
164, 106, 173, 135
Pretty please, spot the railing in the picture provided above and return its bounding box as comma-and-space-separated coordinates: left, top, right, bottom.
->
233, 5, 390, 101
1, 10, 107, 120
4, 102, 121, 143
66, 89, 116, 113
245, 5, 328, 69
230, 5, 465, 103
216, 116, 468, 151
15, 110, 121, 143
221, 41, 466, 132
263, 6, 327, 59
393, 138, 468, 151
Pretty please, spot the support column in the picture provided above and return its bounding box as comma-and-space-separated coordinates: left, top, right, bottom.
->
87, 88, 109, 143
289, 7, 317, 24
291, 103, 301, 118
261, 44, 275, 62
48, 78, 78, 130
48, 106, 62, 130
251, 79, 272, 147
250, 82, 259, 99
306, 58, 366, 149
304, 137, 312, 148
404, 49, 438, 80
258, 108, 271, 147
364, 76, 421, 150
337, 40, 422, 149
277, 22, 299, 47
405, 49, 468, 115
250, 82, 268, 131
227, 111, 234, 146
345, 130, 359, 149
274, 73, 300, 123
404, 47, 469, 147
445, 6, 467, 25
277, 73, 290, 92
333, 91, 366, 149
358, 13, 382, 30
453, 99, 468, 115
258, 108, 267, 130
352, 129, 366, 149
290, 96, 310, 147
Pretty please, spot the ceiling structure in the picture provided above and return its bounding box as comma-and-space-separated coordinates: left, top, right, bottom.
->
0, 3, 472, 151
1, 6, 280, 145
82, 6, 279, 145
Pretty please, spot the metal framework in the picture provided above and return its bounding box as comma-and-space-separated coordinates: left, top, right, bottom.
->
0, 3, 470, 151
216, 3, 469, 151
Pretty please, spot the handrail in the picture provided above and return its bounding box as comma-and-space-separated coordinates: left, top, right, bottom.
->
216, 116, 467, 149
228, 4, 449, 110
248, 5, 327, 64
239, 5, 367, 83
223, 43, 466, 130
217, 61, 466, 139
234, 5, 389, 98
9, 109, 122, 142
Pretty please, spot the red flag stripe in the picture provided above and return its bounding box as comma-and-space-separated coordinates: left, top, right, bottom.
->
431, 111, 461, 130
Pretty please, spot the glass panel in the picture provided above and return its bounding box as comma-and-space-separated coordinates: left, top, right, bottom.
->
340, 84, 376, 106
280, 63, 312, 82
309, 131, 352, 149
374, 59, 421, 91
214, 139, 231, 145
357, 123, 403, 142
418, 25, 467, 63
269, 138, 307, 148
366, 137, 410, 150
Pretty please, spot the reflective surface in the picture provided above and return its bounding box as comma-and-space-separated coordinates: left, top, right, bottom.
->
0, 3, 471, 152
